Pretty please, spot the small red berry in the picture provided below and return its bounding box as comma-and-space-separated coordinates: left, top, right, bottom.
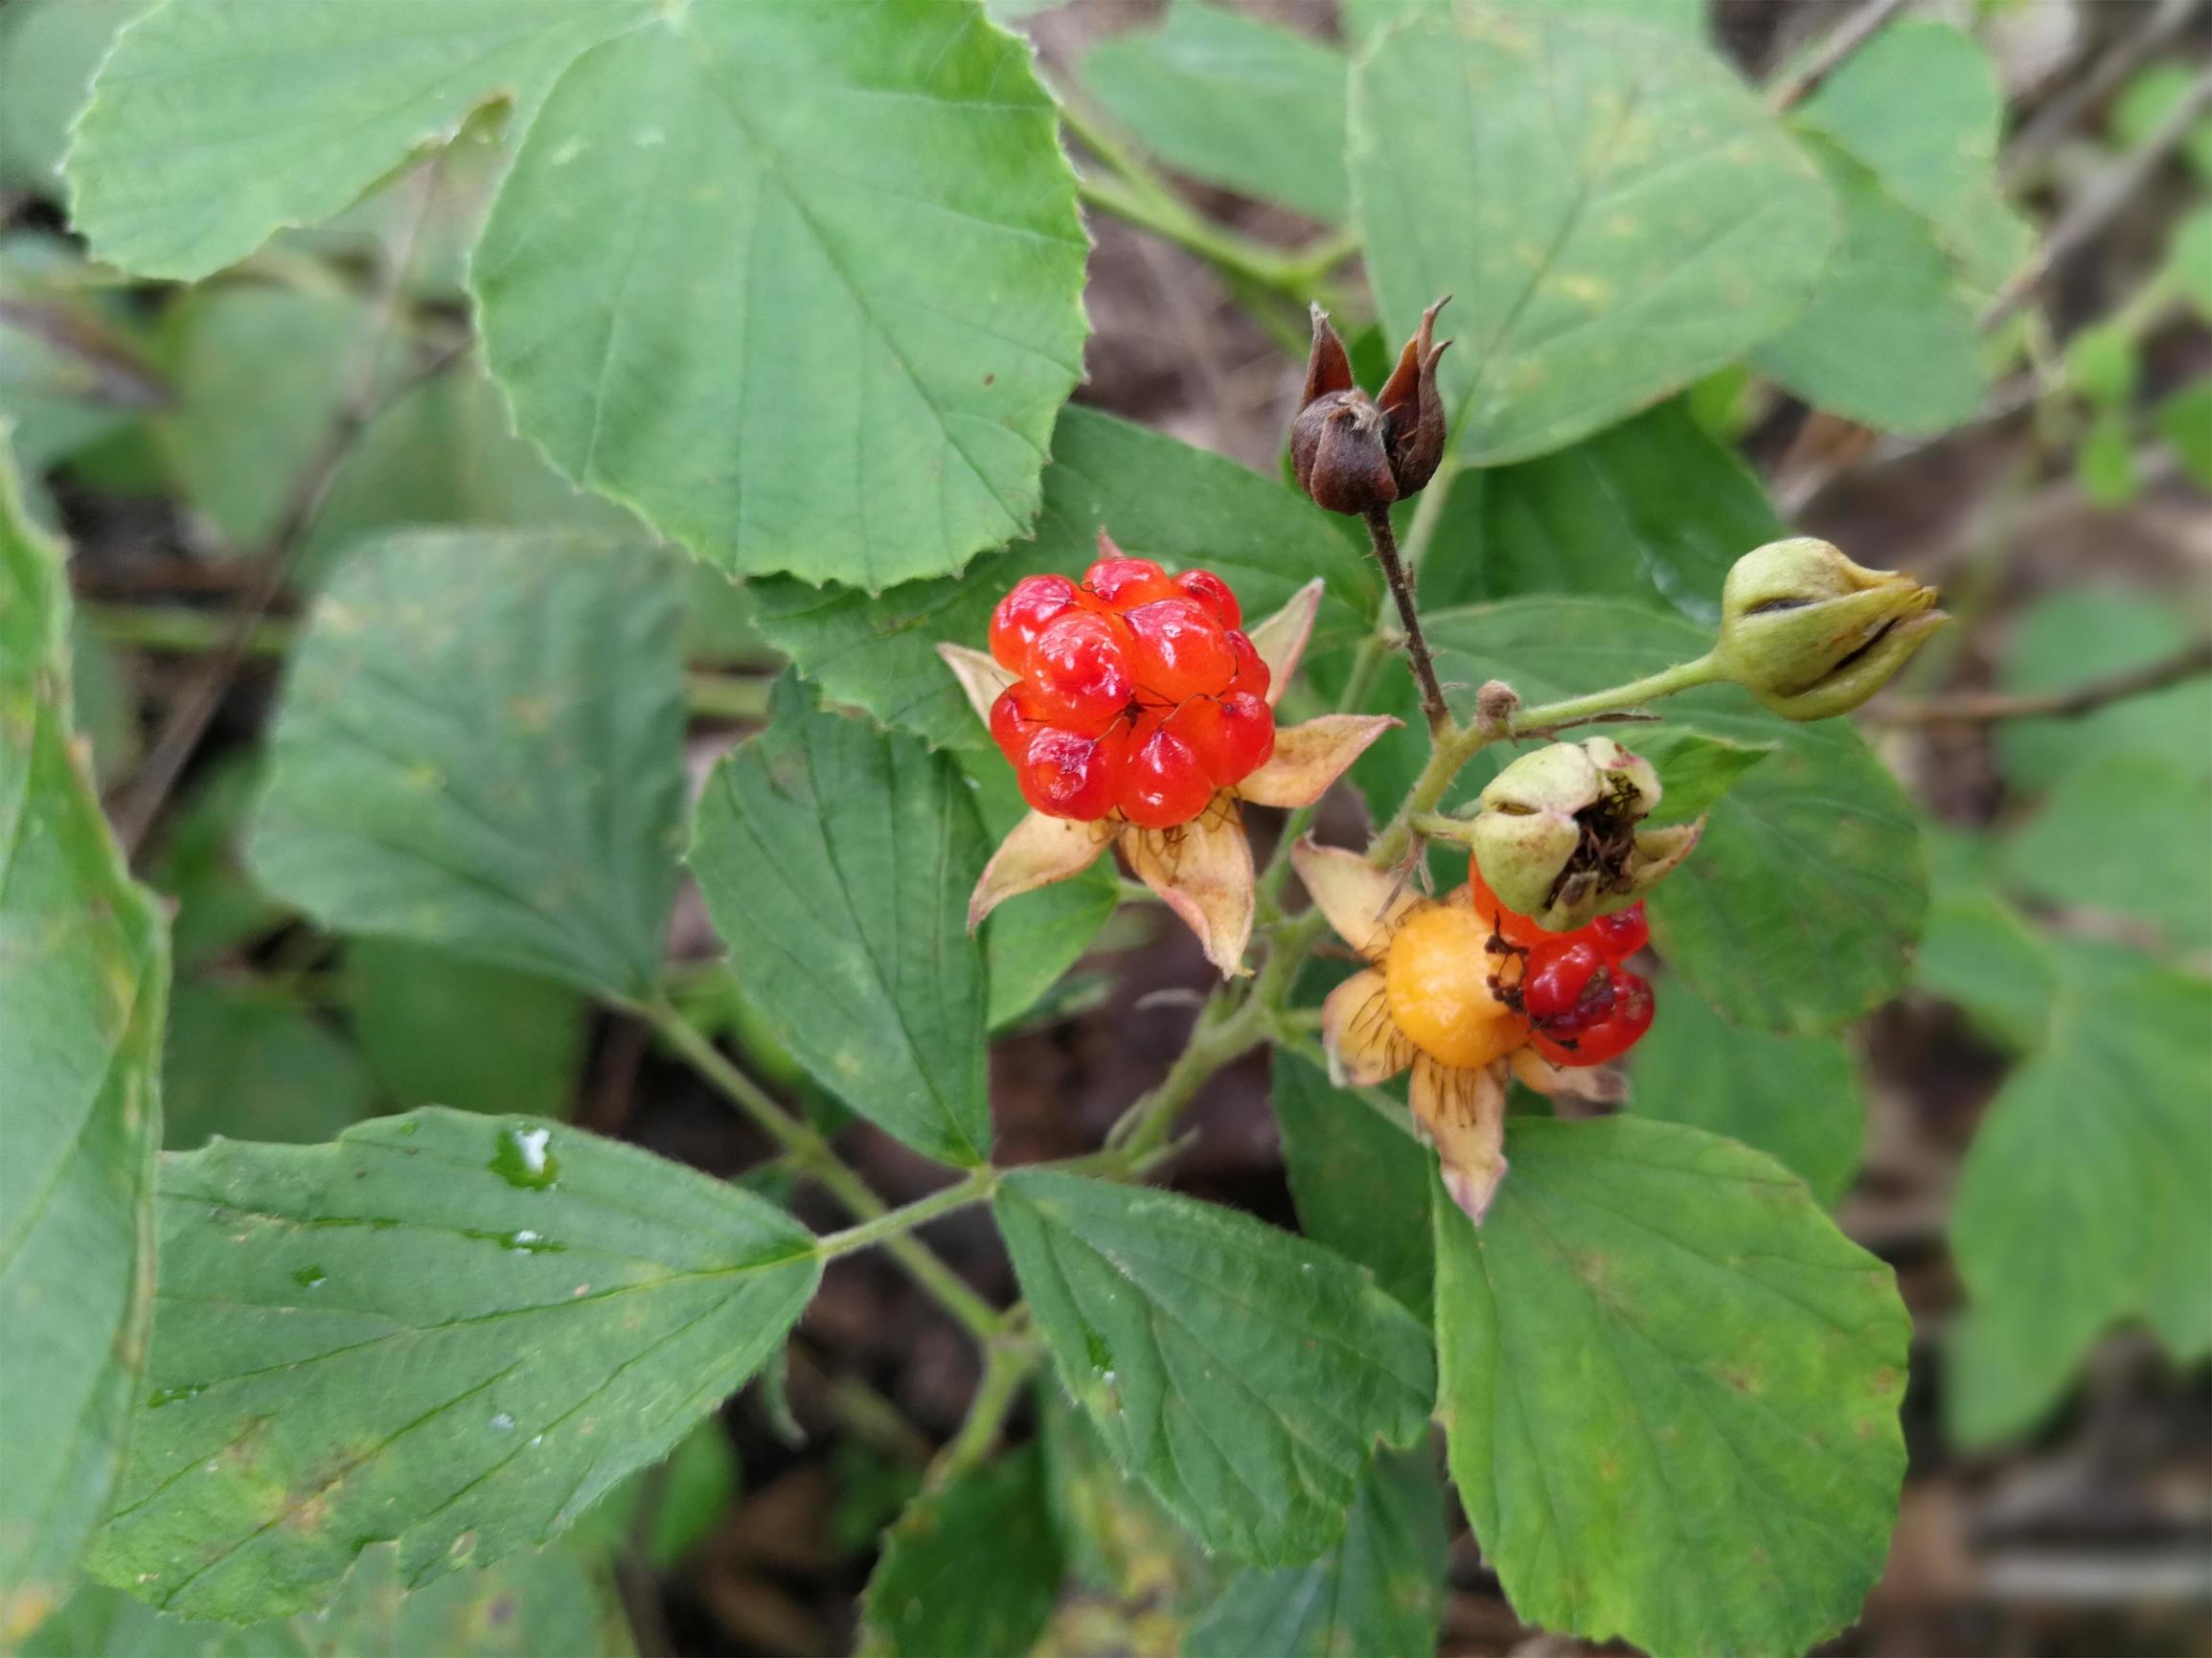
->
1467, 867, 1547, 949
1120, 720, 1215, 829
1015, 723, 1127, 822
1529, 956, 1653, 1067
1172, 568, 1242, 629
988, 681, 1054, 764
1027, 610, 1134, 727
1587, 902, 1649, 960
1123, 597, 1236, 702
1174, 692, 1275, 786
1522, 939, 1612, 1028
1226, 627, 1271, 701
1084, 555, 1177, 609
989, 574, 1078, 672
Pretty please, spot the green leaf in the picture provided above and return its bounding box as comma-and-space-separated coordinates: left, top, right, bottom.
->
1634, 726, 1775, 821
349, 941, 588, 1121
690, 676, 992, 1167
0, 0, 142, 192
0, 230, 164, 474
165, 982, 378, 1150
2064, 321, 2140, 407
1081, 3, 1349, 221
2113, 62, 2212, 185
473, 1, 1087, 588
247, 529, 687, 1002
2155, 379, 2212, 488
1628, 978, 1864, 1206
2000, 754, 2212, 952
862, 1444, 1064, 1657
1271, 1049, 1431, 1320
31, 1540, 636, 1658
1435, 1116, 1908, 1656
65, 0, 648, 281
1185, 1446, 1445, 1658
1795, 16, 2027, 295
1418, 398, 1785, 624
1038, 1384, 1211, 1605
752, 405, 1378, 750
1753, 134, 1986, 433
88, 1109, 820, 1623
1913, 833, 2057, 1054
1350, 10, 1836, 466
1994, 588, 2212, 791
298, 354, 643, 588
1339, 0, 1708, 46
1358, 598, 1927, 1032
993, 1170, 1435, 1565
0, 451, 168, 1633
69, 611, 141, 786
146, 754, 285, 969
569, 1418, 739, 1570
2075, 411, 2138, 507
153, 285, 387, 550
1948, 946, 2212, 1446
963, 755, 1120, 1030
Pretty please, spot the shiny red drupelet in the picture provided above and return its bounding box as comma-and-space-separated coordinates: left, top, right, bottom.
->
987, 550, 1275, 829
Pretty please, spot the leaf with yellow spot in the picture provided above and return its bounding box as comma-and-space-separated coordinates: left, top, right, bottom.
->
1434, 1116, 1908, 1655
0, 446, 168, 1640
86, 1110, 818, 1624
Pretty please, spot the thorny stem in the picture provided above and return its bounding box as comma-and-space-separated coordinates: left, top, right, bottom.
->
1364, 505, 1453, 738
645, 1001, 1006, 1346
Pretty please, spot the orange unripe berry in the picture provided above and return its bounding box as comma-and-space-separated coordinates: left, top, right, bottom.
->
1382, 904, 1528, 1070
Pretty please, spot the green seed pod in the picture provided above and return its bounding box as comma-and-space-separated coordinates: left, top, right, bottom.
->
1469, 738, 1701, 932
1717, 538, 1948, 720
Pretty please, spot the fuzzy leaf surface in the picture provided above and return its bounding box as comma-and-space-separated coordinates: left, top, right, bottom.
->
0, 448, 168, 1635
248, 530, 686, 1002
994, 1170, 1434, 1565
690, 677, 992, 1167
1436, 1117, 1908, 1656
87, 1110, 819, 1623
472, 1, 1087, 586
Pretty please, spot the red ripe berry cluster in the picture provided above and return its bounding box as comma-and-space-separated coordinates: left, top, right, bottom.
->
1472, 874, 1656, 1067
987, 552, 1275, 829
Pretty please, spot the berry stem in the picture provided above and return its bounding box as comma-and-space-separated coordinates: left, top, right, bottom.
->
1363, 505, 1453, 739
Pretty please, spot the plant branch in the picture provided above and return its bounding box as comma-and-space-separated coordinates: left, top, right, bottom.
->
1866, 639, 2212, 726
926, 1327, 1041, 1489
645, 1001, 1005, 1346
816, 1168, 999, 1260
1364, 505, 1452, 738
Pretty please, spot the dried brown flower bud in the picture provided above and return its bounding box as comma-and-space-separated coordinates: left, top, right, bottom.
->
1289, 299, 1451, 516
